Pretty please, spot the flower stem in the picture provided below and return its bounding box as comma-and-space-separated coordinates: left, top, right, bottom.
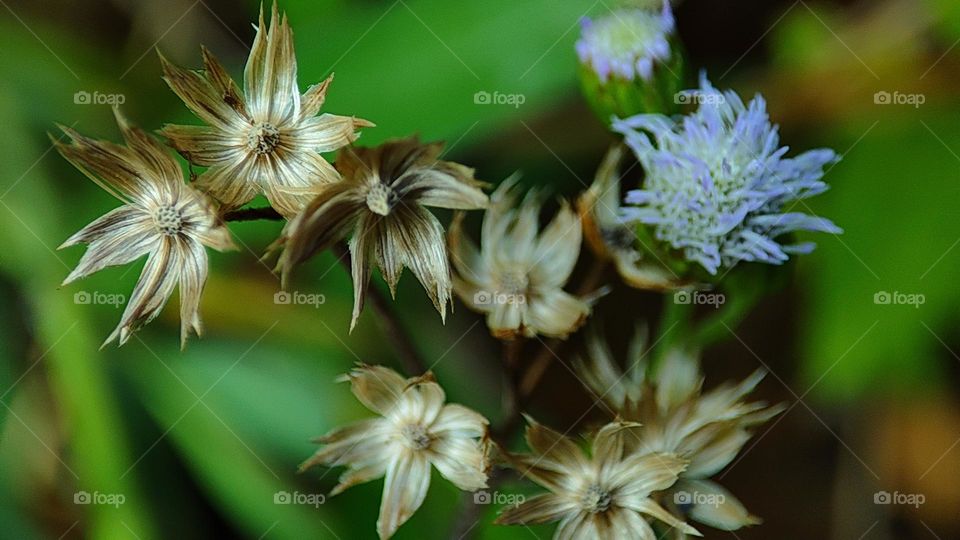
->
223, 206, 284, 222
332, 243, 429, 376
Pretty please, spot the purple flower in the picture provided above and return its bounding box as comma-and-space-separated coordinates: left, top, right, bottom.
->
613, 74, 841, 274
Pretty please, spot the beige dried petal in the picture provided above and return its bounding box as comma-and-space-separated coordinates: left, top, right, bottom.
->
377, 452, 431, 540
495, 493, 575, 525
578, 144, 688, 291
680, 479, 760, 531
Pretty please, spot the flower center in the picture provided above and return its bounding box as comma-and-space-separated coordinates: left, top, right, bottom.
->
581, 484, 613, 514
248, 123, 281, 155
400, 424, 431, 450
498, 269, 529, 296
366, 183, 398, 216
153, 205, 183, 236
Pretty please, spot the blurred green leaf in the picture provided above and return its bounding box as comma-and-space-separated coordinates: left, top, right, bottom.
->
799, 110, 959, 401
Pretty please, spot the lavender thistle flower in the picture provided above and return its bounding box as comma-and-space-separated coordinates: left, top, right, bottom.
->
576, 1, 675, 83
612, 74, 842, 275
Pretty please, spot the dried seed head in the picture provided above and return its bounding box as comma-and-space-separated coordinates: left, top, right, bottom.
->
248, 123, 281, 155
365, 182, 397, 216
582, 484, 613, 514
400, 423, 432, 450
153, 205, 183, 236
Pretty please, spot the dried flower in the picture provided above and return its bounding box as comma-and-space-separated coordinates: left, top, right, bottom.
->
449, 178, 593, 340
273, 137, 487, 329
578, 145, 684, 291
300, 365, 490, 540
159, 3, 373, 218
612, 74, 841, 275
576, 1, 676, 83
55, 109, 236, 348
497, 417, 701, 539
576, 328, 785, 534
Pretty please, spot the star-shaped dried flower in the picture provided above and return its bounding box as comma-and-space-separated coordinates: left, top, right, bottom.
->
449, 178, 592, 340
300, 365, 490, 540
575, 328, 785, 534
274, 137, 488, 329
55, 109, 236, 348
578, 145, 685, 291
497, 418, 701, 539
612, 74, 841, 275
159, 2, 373, 218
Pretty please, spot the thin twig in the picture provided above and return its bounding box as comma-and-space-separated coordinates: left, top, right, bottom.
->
223, 206, 284, 222
332, 243, 428, 376
516, 257, 609, 402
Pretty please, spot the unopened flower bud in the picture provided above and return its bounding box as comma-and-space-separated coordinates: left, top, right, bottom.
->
576, 1, 685, 123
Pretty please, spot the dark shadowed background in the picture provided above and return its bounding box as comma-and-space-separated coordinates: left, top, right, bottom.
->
0, 0, 957, 538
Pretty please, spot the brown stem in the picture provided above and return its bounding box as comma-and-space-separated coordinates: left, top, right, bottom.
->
332, 243, 428, 376
223, 206, 284, 222
517, 257, 608, 403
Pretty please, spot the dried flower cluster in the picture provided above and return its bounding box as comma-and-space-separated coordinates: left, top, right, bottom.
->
51, 1, 839, 538
576, 327, 785, 535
